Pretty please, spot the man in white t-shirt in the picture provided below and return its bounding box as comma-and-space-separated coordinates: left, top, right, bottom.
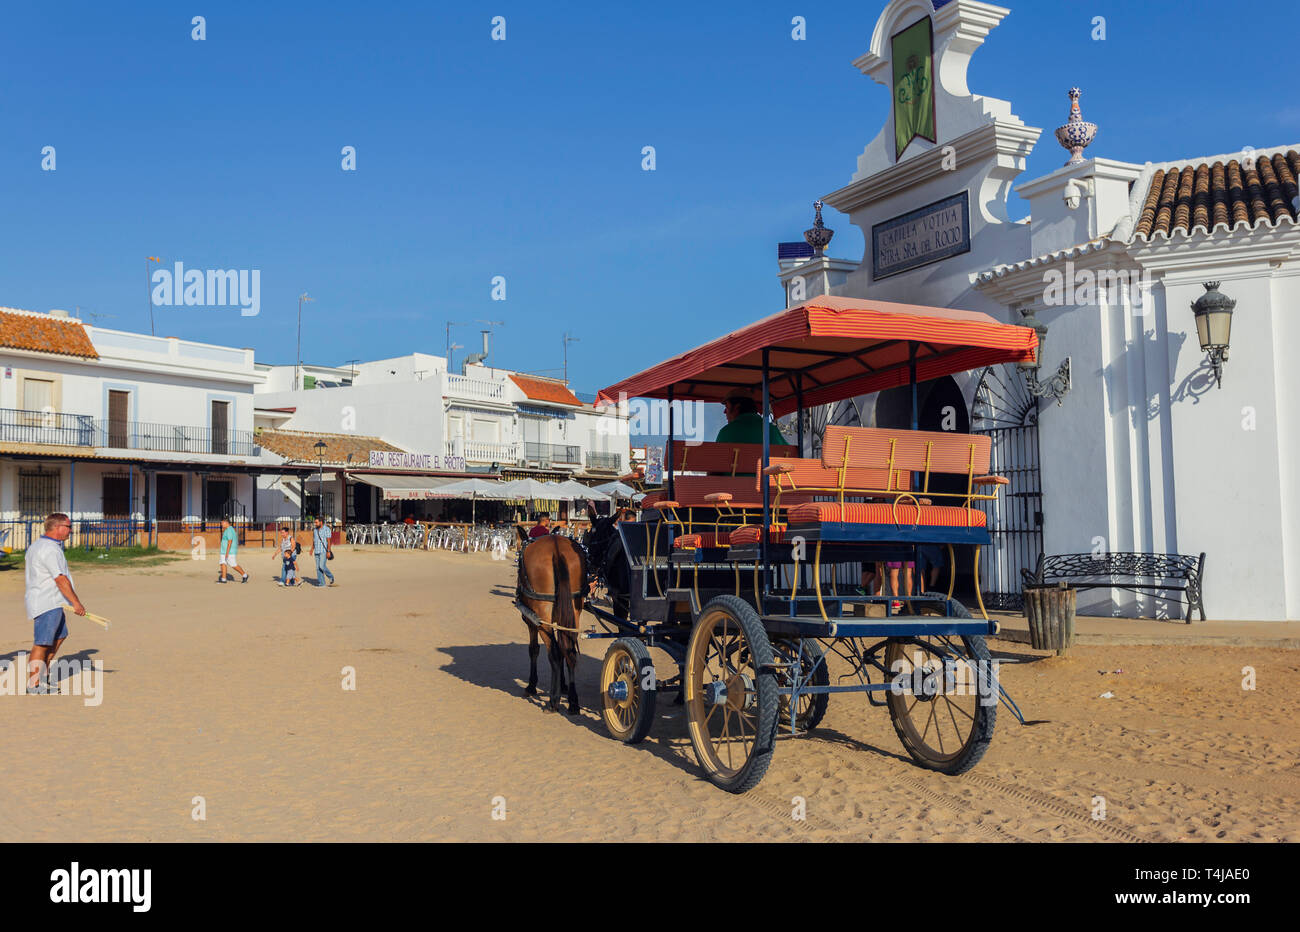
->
25, 512, 87, 693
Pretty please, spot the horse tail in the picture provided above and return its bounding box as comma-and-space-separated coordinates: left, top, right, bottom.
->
552, 539, 577, 637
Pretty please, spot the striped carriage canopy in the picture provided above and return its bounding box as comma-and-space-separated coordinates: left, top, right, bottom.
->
596, 296, 1038, 417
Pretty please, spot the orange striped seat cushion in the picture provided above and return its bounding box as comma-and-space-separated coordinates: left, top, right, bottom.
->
821, 426, 991, 476
673, 441, 798, 475
673, 532, 730, 549
787, 501, 987, 527
728, 525, 788, 545
765, 457, 911, 495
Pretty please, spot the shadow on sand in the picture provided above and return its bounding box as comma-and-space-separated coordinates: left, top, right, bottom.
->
437, 642, 710, 780
0, 647, 114, 684
436, 641, 943, 782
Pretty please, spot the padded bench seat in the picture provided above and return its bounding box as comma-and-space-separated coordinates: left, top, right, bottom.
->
728, 525, 789, 546
672, 531, 731, 549
786, 501, 987, 527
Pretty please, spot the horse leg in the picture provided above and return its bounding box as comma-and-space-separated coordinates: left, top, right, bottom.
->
565, 638, 580, 715
547, 637, 563, 712
525, 621, 539, 696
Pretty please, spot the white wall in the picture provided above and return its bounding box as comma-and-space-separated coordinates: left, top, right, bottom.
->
257, 380, 444, 456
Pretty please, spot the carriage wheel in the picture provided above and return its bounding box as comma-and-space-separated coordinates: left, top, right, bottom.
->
884, 593, 996, 775
685, 595, 779, 793
600, 638, 656, 744
773, 638, 829, 732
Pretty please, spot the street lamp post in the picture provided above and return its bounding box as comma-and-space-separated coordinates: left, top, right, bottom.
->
314, 440, 327, 520
297, 293, 314, 390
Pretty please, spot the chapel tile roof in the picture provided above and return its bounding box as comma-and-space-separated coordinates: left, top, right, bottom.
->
0, 307, 100, 358
1134, 150, 1298, 238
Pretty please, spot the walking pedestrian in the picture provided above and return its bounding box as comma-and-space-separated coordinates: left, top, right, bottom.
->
274, 525, 301, 587
24, 513, 87, 693
312, 516, 336, 588
217, 517, 249, 584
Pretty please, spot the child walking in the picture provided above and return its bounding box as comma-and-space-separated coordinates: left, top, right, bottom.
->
275, 526, 302, 587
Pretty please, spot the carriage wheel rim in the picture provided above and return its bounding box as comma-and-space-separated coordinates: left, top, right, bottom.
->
688, 609, 760, 779
887, 636, 981, 762
602, 647, 640, 737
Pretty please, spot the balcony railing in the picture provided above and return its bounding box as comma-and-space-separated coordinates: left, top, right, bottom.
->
97, 421, 260, 456
446, 375, 506, 402
0, 408, 96, 446
585, 451, 621, 471
447, 440, 519, 464
524, 442, 580, 465
0, 408, 257, 456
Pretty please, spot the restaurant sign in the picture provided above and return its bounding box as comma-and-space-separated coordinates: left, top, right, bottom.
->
368, 450, 466, 471
871, 191, 970, 280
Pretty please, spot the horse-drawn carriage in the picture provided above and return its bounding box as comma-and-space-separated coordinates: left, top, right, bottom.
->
517, 296, 1036, 793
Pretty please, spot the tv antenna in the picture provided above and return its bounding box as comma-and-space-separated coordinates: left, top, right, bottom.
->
445, 321, 468, 365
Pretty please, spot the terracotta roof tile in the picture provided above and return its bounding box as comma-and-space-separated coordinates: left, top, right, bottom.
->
0, 308, 99, 358
508, 374, 581, 406
257, 429, 404, 465
1134, 149, 1299, 237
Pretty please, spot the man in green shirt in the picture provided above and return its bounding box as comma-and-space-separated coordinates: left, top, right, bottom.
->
218, 517, 249, 584
715, 390, 789, 446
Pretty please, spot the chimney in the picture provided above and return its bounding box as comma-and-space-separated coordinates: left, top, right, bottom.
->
461, 329, 490, 374
48, 309, 70, 318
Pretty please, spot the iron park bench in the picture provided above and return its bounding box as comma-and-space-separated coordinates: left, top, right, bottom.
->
1020, 552, 1207, 622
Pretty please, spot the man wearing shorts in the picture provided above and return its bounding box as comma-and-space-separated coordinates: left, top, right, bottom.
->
218, 517, 249, 584
25, 513, 87, 694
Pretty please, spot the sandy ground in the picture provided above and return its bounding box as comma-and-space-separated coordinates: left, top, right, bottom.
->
0, 547, 1295, 842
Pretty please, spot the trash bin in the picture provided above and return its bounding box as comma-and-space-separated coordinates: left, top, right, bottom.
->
1023, 582, 1076, 655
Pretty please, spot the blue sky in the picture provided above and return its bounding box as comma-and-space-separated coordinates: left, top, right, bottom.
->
1, 1, 1291, 398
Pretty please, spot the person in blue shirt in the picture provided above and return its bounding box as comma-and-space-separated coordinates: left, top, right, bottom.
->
312, 516, 336, 587
217, 517, 249, 584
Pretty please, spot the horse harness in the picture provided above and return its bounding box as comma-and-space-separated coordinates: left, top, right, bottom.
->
516, 536, 587, 633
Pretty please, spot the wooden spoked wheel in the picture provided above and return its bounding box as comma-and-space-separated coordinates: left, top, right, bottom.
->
685, 595, 779, 793
600, 638, 656, 744
773, 638, 829, 732
884, 594, 996, 775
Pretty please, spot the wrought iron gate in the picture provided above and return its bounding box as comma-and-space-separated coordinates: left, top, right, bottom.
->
971, 366, 1042, 611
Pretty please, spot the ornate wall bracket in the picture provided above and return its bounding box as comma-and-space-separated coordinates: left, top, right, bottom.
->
1025, 357, 1071, 406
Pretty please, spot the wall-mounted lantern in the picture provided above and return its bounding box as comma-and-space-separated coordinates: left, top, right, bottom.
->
1016, 307, 1071, 405
1190, 282, 1234, 389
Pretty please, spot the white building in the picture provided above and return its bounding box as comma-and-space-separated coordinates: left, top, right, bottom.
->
777, 0, 1298, 620
252, 345, 631, 522
0, 306, 308, 546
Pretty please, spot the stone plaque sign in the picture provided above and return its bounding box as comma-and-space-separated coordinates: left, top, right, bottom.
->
871, 191, 970, 280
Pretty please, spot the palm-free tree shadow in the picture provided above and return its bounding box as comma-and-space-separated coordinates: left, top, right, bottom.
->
437, 642, 704, 779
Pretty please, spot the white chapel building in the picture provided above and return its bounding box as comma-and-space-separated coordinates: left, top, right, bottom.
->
779, 0, 1299, 620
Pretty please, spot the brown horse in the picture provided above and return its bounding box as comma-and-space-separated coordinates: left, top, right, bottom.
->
515, 530, 586, 714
